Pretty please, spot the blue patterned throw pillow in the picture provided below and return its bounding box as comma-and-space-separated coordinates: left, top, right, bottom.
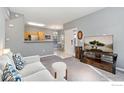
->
13, 53, 24, 70
2, 63, 21, 81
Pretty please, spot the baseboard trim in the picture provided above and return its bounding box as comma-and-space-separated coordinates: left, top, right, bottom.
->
116, 67, 124, 72
40, 54, 55, 58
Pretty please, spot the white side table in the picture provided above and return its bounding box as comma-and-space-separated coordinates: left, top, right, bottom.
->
52, 62, 67, 80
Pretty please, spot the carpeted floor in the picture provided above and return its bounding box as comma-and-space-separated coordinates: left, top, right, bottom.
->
41, 55, 124, 81
41, 55, 109, 81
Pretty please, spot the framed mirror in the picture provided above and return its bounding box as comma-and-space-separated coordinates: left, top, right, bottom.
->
77, 31, 83, 40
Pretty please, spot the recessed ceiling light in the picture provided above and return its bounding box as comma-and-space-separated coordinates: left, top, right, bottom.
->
27, 22, 45, 27
9, 24, 14, 27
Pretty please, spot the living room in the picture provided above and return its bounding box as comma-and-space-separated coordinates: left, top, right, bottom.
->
1, 7, 124, 82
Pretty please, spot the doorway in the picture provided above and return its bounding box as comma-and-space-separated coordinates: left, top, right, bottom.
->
64, 28, 78, 56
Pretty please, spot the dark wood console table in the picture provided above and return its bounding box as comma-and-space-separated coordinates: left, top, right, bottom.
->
80, 51, 118, 74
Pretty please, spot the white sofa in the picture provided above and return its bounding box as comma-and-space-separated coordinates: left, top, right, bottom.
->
23, 70, 54, 81
0, 53, 55, 81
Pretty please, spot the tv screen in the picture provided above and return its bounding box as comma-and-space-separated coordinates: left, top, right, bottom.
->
84, 35, 113, 53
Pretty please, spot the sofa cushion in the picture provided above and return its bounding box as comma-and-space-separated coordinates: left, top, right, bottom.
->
4, 51, 16, 69
0, 55, 13, 70
19, 62, 46, 77
22, 70, 55, 81
6, 51, 13, 60
2, 63, 21, 81
23, 55, 40, 64
13, 53, 24, 70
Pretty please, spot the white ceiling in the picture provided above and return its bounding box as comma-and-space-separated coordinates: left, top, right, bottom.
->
9, 7, 104, 29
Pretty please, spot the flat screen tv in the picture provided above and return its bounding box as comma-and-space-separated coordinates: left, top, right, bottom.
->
84, 35, 113, 53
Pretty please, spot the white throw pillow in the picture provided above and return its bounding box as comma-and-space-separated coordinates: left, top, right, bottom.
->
0, 55, 11, 70
6, 51, 13, 60
4, 51, 16, 69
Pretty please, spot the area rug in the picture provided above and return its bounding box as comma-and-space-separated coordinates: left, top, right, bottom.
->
40, 55, 109, 81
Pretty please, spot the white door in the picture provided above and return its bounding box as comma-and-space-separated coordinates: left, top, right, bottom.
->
64, 28, 77, 56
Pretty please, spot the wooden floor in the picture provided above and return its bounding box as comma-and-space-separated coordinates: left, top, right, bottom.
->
41, 55, 124, 81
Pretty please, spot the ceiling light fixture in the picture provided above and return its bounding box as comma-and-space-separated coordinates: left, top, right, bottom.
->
27, 22, 45, 27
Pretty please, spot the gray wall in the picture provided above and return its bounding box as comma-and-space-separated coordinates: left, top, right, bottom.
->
5, 16, 55, 57
64, 8, 124, 69
0, 8, 6, 49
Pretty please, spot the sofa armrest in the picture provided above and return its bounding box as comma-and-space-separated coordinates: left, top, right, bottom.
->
23, 55, 40, 64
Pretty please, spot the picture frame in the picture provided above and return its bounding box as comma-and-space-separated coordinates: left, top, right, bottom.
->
77, 31, 83, 40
